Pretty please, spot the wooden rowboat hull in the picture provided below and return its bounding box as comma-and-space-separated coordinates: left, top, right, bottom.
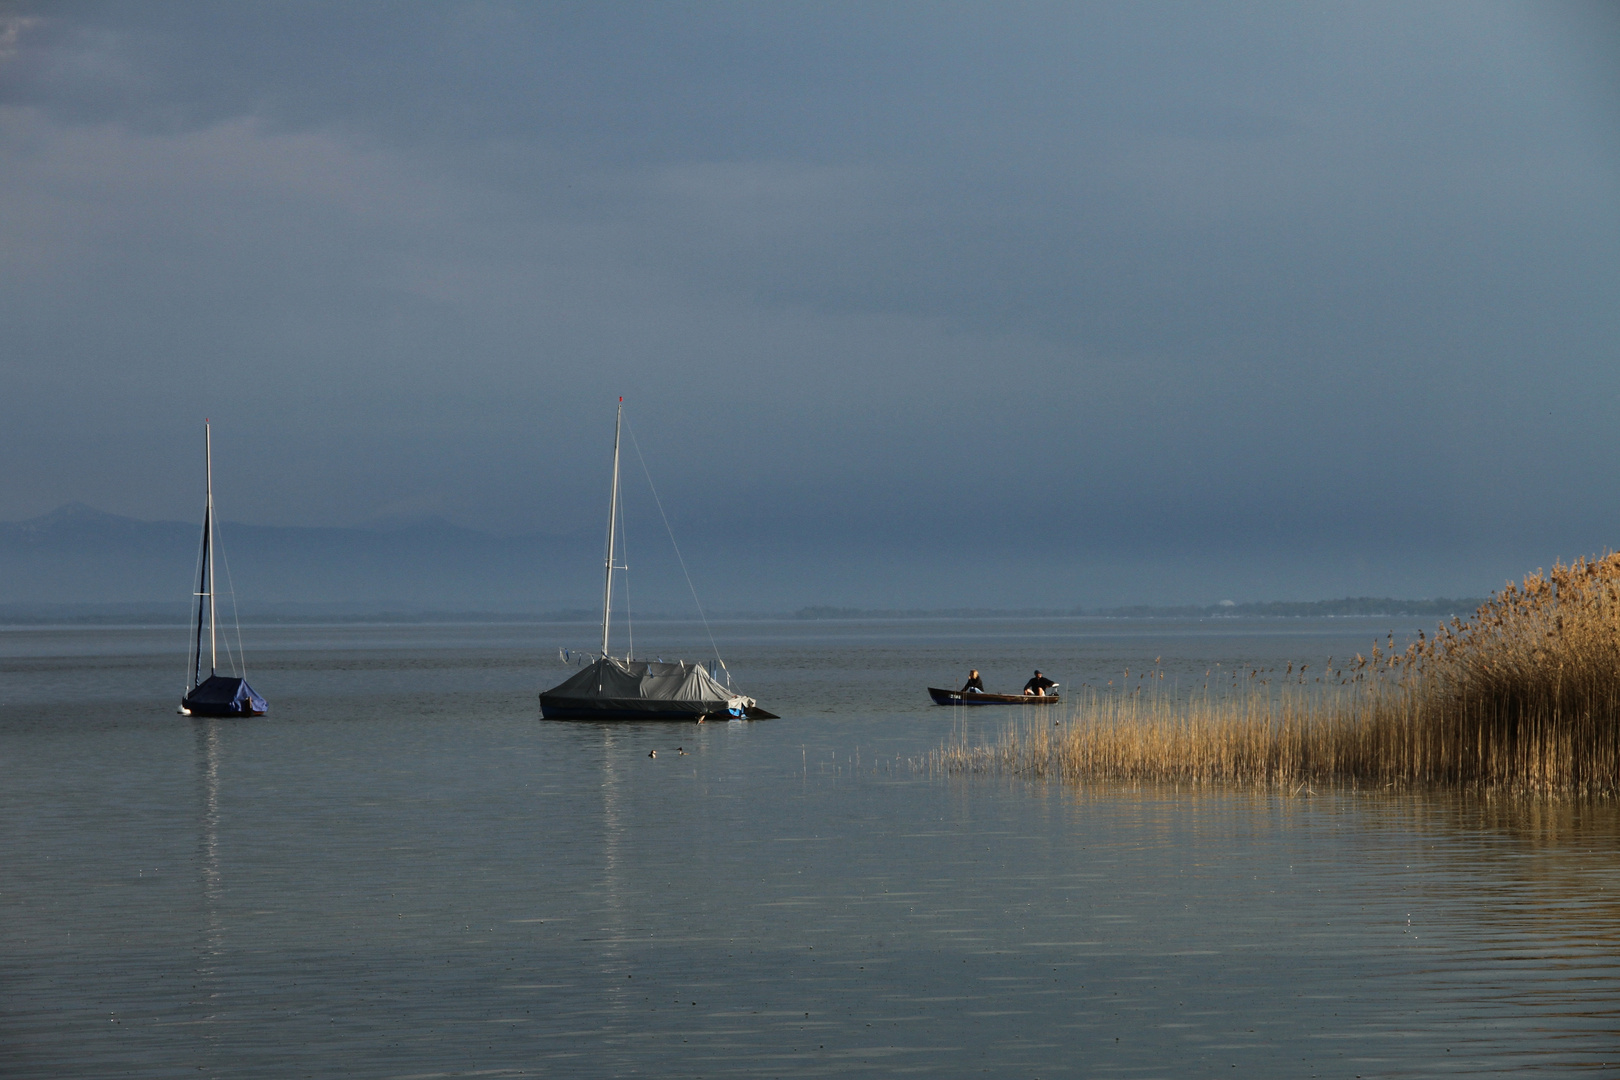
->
928, 687, 1060, 706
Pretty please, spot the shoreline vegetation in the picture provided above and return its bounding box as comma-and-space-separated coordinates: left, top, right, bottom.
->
933, 557, 1620, 797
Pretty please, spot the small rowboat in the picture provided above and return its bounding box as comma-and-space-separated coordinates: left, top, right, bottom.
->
928, 687, 1060, 706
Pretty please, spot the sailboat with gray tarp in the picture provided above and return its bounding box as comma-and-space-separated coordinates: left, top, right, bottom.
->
539, 399, 776, 721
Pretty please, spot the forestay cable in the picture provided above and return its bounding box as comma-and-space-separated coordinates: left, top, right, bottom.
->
217, 537, 246, 679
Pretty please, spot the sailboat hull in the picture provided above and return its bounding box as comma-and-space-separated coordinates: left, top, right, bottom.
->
182, 702, 269, 718
540, 695, 744, 721
183, 674, 269, 717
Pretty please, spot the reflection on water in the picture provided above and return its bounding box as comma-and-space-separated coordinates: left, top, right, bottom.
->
0, 620, 1616, 1078
193, 719, 224, 1067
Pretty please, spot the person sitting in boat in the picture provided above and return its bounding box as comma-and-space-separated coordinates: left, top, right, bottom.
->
960, 669, 985, 694
1023, 670, 1055, 696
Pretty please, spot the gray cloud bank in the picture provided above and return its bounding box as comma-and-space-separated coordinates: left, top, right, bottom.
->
2, 2, 1617, 607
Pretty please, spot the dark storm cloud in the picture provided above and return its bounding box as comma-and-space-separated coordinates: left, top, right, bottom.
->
1, 2, 1617, 606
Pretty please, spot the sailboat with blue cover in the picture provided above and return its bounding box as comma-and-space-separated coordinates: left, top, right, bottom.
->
539, 399, 776, 722
180, 421, 267, 718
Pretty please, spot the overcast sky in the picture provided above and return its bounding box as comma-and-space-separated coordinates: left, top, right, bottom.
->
3, 2, 1618, 607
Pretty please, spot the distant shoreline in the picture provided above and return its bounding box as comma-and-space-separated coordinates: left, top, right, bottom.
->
792, 598, 1483, 620
0, 597, 1484, 627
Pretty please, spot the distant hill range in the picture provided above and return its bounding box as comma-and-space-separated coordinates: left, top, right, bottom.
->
0, 502, 600, 618
1, 504, 1487, 625
794, 597, 1485, 620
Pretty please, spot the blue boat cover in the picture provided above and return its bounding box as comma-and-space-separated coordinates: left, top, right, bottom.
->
183, 674, 269, 716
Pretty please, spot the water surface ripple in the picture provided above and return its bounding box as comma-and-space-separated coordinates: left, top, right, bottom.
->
2, 620, 1616, 1077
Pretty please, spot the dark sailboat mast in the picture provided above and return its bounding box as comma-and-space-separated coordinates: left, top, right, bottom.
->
191, 420, 218, 690
191, 509, 208, 687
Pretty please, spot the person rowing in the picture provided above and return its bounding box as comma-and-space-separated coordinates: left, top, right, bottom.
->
1023, 670, 1055, 696
960, 669, 985, 694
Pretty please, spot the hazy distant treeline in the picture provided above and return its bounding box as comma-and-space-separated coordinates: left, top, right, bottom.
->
795, 597, 1485, 620
0, 597, 1488, 626
1093, 597, 1485, 618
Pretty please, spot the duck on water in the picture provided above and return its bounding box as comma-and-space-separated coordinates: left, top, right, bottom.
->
539, 399, 776, 722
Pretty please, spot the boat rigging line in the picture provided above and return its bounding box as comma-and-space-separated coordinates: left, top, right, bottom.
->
622, 412, 729, 685
217, 537, 247, 681
183, 494, 208, 697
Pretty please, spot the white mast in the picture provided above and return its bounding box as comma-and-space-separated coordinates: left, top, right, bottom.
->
206, 419, 217, 675
600, 398, 623, 659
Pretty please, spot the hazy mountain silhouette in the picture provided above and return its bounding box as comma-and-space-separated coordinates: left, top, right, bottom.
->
0, 504, 599, 611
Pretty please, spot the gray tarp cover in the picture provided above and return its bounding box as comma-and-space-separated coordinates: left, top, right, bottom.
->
541, 657, 750, 716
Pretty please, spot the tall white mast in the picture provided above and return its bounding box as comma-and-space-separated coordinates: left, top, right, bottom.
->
600, 398, 623, 659
206, 419, 217, 675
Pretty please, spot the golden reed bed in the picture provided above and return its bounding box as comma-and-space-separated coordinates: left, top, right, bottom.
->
932, 555, 1620, 796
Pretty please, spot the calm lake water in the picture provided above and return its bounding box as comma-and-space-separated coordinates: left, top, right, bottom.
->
3, 618, 1617, 1078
